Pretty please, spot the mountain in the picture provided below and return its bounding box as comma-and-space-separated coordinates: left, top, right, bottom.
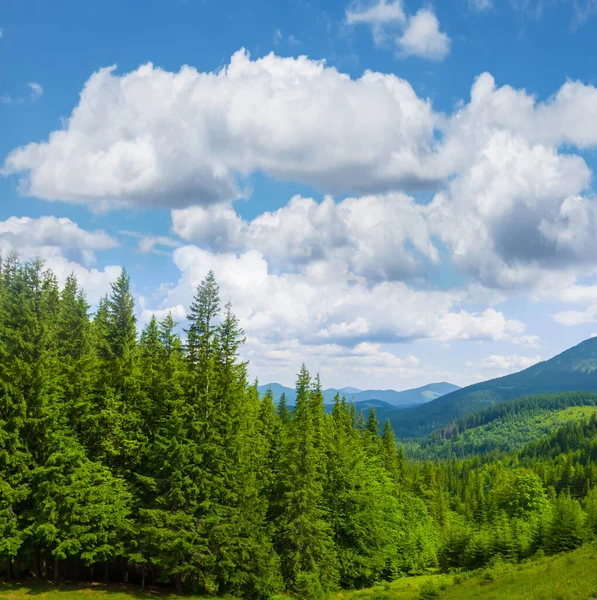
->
338, 386, 361, 394
257, 381, 460, 408
408, 391, 597, 460
393, 336, 597, 438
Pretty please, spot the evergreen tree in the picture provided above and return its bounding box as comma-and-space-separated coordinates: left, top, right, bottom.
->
275, 365, 337, 595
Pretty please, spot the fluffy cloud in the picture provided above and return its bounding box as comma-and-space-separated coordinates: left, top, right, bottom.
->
428, 131, 594, 288
346, 2, 451, 60
0, 215, 118, 266
151, 245, 528, 349
397, 9, 451, 60
5, 54, 597, 302
0, 216, 120, 304
244, 338, 430, 389
172, 193, 438, 280
44, 257, 122, 305
3, 50, 438, 211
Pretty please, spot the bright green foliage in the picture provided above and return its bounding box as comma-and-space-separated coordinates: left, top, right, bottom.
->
27, 436, 131, 569
5, 259, 597, 598
275, 365, 338, 594
545, 493, 587, 553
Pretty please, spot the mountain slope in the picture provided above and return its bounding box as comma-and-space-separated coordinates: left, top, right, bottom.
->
394, 336, 597, 437
256, 381, 460, 408
407, 391, 597, 460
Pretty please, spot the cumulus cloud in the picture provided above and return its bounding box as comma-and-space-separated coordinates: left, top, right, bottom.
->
346, 1, 450, 60
4, 55, 597, 305
3, 50, 438, 211
149, 245, 528, 349
0, 216, 120, 305
172, 193, 438, 280
0, 215, 118, 266
428, 131, 594, 288
397, 9, 451, 60
45, 257, 122, 305
244, 338, 431, 389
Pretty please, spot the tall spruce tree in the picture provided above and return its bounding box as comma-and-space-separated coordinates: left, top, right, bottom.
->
275, 365, 337, 597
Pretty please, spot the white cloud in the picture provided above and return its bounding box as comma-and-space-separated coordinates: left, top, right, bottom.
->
397, 9, 451, 60
553, 305, 597, 326
477, 353, 542, 370
512, 334, 541, 347
139, 300, 187, 323
3, 50, 437, 211
346, 0, 406, 45
45, 257, 122, 305
245, 338, 429, 389
172, 192, 438, 280
0, 216, 120, 304
346, 0, 405, 25
28, 82, 43, 101
120, 230, 181, 255
558, 284, 597, 304
428, 131, 593, 288
152, 245, 528, 349
0, 215, 118, 266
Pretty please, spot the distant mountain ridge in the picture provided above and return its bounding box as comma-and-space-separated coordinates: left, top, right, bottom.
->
257, 381, 460, 409
392, 336, 597, 437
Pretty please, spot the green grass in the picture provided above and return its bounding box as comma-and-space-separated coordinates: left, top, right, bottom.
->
0, 582, 242, 600
332, 543, 597, 600
2, 545, 597, 600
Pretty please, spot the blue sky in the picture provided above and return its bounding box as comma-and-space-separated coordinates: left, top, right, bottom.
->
1, 0, 597, 390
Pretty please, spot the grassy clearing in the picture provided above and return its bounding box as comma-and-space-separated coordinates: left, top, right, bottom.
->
332, 543, 597, 600
2, 544, 597, 600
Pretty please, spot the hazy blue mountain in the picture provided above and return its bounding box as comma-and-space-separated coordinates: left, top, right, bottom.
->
392, 336, 597, 438
257, 381, 460, 409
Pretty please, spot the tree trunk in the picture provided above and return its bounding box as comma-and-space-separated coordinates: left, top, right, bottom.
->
14, 557, 20, 579
104, 561, 109, 583
7, 559, 12, 581
35, 550, 42, 579
123, 562, 128, 584
175, 573, 182, 594
54, 558, 59, 582
141, 568, 146, 592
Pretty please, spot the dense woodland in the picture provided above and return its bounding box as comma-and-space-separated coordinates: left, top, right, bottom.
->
2, 256, 597, 599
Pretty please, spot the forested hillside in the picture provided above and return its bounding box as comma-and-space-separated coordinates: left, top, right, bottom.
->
3, 257, 597, 600
407, 392, 597, 460
390, 339, 597, 437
